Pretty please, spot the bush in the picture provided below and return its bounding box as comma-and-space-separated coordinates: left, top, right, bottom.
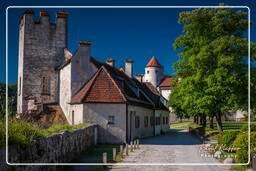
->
218, 130, 240, 146
233, 132, 256, 164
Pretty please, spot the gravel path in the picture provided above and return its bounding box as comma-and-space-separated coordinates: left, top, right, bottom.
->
111, 129, 230, 171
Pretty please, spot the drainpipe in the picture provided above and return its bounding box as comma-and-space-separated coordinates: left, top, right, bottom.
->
153, 109, 156, 136
126, 103, 128, 143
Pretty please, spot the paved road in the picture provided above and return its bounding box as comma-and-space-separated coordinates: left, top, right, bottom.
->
111, 129, 230, 171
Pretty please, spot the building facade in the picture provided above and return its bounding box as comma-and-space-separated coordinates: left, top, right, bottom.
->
17, 10, 170, 144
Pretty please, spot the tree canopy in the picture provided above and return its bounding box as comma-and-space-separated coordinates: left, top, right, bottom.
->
169, 7, 256, 130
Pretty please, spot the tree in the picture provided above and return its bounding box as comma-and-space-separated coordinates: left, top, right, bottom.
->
169, 6, 255, 131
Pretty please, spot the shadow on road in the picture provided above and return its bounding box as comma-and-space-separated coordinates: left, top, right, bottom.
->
140, 129, 203, 146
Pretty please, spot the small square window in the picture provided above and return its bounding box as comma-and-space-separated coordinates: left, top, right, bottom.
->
108, 116, 115, 124
147, 70, 149, 74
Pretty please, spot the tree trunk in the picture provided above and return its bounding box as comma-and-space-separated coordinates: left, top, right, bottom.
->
202, 116, 207, 127
193, 116, 197, 123
199, 116, 203, 126
195, 116, 199, 124
209, 116, 214, 129
215, 112, 223, 131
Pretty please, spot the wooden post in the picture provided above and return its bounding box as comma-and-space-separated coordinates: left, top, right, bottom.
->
120, 145, 123, 157
130, 141, 133, 151
137, 139, 140, 149
103, 152, 107, 163
113, 148, 116, 161
125, 144, 129, 155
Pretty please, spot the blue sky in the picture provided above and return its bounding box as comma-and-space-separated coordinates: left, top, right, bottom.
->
0, 0, 255, 84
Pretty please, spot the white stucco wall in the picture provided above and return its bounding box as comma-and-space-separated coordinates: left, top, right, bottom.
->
160, 89, 171, 101
83, 103, 127, 144
59, 63, 71, 124
70, 104, 84, 124
128, 105, 154, 141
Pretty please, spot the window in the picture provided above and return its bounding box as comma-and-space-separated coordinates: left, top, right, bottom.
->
135, 116, 140, 128
163, 117, 165, 125
42, 76, 51, 95
150, 116, 154, 127
166, 117, 169, 124
108, 116, 115, 124
155, 117, 160, 125
155, 70, 158, 74
147, 70, 149, 74
144, 116, 148, 127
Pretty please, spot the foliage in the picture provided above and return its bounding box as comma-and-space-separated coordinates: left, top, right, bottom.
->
169, 6, 256, 131
233, 132, 256, 163
0, 82, 17, 119
0, 119, 91, 148
218, 130, 240, 146
170, 121, 199, 129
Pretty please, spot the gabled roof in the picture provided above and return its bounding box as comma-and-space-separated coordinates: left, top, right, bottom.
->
146, 56, 161, 67
71, 59, 154, 107
159, 76, 175, 88
71, 66, 126, 103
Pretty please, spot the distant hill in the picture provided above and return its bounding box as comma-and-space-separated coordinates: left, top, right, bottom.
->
0, 82, 17, 118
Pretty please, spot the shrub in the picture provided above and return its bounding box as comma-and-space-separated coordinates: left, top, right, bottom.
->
218, 130, 240, 146
233, 132, 256, 164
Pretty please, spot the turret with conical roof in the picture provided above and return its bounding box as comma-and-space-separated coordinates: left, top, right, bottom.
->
144, 56, 164, 87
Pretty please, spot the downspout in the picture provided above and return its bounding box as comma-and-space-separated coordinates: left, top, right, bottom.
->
126, 103, 128, 143
153, 109, 155, 136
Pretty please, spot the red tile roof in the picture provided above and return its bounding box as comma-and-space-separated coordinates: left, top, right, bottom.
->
144, 82, 160, 96
146, 56, 161, 67
159, 76, 175, 87
71, 67, 126, 103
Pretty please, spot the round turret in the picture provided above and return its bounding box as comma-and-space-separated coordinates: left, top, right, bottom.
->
144, 56, 164, 87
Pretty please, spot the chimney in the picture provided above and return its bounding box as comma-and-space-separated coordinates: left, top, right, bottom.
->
79, 41, 92, 57
106, 58, 115, 67
125, 59, 133, 78
40, 11, 50, 25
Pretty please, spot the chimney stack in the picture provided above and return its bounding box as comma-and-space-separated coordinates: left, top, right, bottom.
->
40, 11, 50, 25
125, 59, 133, 78
106, 58, 115, 67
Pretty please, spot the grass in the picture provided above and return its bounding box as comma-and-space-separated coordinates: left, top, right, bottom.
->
170, 121, 199, 129
61, 145, 124, 171
0, 119, 92, 147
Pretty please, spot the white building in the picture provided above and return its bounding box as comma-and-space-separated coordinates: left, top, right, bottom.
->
17, 10, 170, 144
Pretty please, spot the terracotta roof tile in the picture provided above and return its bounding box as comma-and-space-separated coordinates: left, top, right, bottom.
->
71, 67, 126, 103
146, 56, 161, 67
159, 76, 175, 87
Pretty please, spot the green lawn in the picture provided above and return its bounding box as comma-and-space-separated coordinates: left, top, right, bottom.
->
170, 121, 199, 129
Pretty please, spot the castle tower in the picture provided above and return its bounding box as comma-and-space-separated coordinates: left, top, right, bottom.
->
144, 56, 164, 87
17, 10, 68, 114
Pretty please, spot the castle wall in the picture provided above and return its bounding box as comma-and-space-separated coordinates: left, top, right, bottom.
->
17, 11, 68, 114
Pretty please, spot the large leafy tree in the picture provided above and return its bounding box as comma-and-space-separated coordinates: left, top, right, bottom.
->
169, 6, 256, 131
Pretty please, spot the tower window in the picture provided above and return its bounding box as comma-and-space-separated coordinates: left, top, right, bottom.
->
42, 76, 51, 95
155, 70, 158, 74
147, 70, 149, 74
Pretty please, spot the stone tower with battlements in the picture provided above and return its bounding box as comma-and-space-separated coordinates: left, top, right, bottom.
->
17, 10, 68, 114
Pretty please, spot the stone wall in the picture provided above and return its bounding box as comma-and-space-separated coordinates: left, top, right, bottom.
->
0, 125, 97, 171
